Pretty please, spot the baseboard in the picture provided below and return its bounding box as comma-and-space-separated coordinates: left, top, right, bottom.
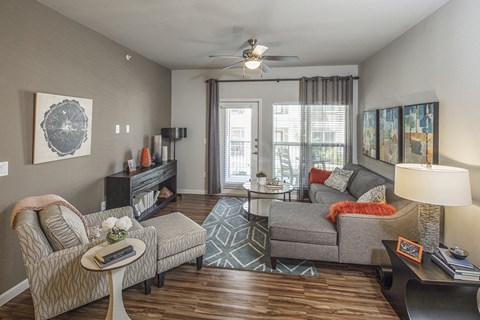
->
177, 189, 206, 195
0, 279, 29, 306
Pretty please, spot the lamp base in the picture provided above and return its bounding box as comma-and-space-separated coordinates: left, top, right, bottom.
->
418, 203, 440, 253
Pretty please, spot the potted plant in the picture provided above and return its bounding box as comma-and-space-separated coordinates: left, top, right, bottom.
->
256, 170, 267, 186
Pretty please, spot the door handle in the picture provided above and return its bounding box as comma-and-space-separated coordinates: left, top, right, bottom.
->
252, 152, 258, 155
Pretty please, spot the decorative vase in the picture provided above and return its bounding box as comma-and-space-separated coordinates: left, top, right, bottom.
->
258, 177, 267, 187
140, 147, 152, 167
106, 227, 128, 244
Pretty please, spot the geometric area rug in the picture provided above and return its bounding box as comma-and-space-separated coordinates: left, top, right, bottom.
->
201, 197, 318, 276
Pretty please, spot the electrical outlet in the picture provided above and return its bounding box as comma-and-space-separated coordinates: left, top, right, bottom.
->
101, 201, 106, 211
126, 125, 130, 133
0, 161, 8, 177
115, 125, 120, 134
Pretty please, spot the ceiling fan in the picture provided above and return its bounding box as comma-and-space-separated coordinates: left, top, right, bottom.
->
209, 38, 299, 73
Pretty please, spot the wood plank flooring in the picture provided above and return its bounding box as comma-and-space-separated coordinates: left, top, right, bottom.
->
0, 194, 398, 320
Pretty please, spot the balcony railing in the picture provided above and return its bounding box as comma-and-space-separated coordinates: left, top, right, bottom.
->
224, 140, 251, 184
273, 142, 345, 188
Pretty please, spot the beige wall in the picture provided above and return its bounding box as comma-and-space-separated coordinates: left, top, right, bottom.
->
0, 0, 171, 294
172, 66, 358, 194
358, 0, 480, 264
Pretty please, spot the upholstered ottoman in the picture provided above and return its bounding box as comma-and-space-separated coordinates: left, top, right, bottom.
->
141, 212, 206, 287
269, 202, 337, 268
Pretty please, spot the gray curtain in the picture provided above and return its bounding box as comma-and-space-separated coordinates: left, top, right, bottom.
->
206, 79, 221, 194
298, 76, 354, 198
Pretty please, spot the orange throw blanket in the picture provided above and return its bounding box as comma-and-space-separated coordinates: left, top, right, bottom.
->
10, 194, 89, 236
327, 201, 397, 223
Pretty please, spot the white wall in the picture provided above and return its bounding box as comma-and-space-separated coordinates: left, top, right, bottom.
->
358, 0, 480, 264
172, 65, 358, 194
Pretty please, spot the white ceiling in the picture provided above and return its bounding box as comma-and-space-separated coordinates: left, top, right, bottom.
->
37, 0, 449, 70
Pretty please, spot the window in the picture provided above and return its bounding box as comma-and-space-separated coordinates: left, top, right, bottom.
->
272, 104, 347, 187
274, 105, 288, 115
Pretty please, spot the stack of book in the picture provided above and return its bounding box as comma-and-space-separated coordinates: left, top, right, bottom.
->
266, 182, 283, 190
93, 241, 136, 269
431, 248, 480, 281
132, 190, 160, 217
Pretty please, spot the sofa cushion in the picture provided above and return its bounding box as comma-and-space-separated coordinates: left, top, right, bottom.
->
343, 163, 365, 190
348, 170, 386, 199
39, 204, 90, 251
269, 202, 337, 246
309, 168, 331, 184
357, 185, 386, 203
309, 183, 356, 204
324, 167, 354, 192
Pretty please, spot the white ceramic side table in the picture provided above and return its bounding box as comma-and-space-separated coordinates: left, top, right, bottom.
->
81, 238, 146, 320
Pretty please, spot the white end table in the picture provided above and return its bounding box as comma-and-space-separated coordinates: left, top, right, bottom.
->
81, 238, 146, 320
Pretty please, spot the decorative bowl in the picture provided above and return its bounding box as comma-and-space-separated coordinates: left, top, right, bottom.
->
449, 247, 469, 260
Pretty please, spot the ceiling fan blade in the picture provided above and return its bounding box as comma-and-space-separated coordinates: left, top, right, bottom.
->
209, 55, 244, 59
263, 55, 300, 61
221, 60, 245, 70
261, 63, 272, 73
252, 45, 268, 57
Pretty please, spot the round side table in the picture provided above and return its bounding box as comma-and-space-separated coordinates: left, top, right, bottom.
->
81, 238, 146, 320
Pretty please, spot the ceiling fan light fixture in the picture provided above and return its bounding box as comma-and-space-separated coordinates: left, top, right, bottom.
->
244, 58, 261, 70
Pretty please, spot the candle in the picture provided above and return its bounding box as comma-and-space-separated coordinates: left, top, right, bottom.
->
153, 135, 162, 156
162, 146, 168, 162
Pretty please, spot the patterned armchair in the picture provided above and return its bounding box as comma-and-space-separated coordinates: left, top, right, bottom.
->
12, 206, 157, 320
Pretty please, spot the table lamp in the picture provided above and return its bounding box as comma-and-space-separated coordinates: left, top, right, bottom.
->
394, 163, 471, 253
161, 128, 187, 160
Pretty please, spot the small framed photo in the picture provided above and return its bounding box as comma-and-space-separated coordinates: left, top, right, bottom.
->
396, 237, 423, 263
127, 159, 136, 173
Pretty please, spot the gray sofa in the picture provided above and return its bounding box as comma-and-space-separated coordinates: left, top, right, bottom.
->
269, 163, 420, 267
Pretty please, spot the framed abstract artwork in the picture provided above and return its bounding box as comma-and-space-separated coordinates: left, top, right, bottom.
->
403, 102, 439, 164
34, 92, 93, 164
362, 110, 379, 159
378, 106, 402, 165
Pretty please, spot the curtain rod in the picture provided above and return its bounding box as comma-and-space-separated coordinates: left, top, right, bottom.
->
206, 76, 359, 83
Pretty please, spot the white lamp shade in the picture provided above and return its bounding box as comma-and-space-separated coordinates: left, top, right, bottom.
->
244, 59, 261, 70
394, 163, 472, 206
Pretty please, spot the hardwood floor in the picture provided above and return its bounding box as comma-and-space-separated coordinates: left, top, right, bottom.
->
0, 194, 398, 320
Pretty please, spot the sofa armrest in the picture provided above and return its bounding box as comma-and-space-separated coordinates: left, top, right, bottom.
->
336, 201, 419, 265
84, 206, 134, 226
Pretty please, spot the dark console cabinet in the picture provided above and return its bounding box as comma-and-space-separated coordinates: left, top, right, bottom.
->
106, 161, 177, 221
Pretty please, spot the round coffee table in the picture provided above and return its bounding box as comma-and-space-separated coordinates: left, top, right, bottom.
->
242, 181, 294, 219
81, 238, 145, 320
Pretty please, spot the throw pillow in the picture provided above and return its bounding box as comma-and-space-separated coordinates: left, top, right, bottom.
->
357, 185, 386, 203
309, 168, 332, 184
324, 167, 354, 192
39, 204, 90, 251
327, 201, 397, 223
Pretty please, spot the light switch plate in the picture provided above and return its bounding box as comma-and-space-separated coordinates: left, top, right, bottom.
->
126, 125, 130, 133
115, 125, 120, 134
0, 161, 8, 177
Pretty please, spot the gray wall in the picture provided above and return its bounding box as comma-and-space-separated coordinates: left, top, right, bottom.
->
0, 0, 171, 294
358, 0, 480, 264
